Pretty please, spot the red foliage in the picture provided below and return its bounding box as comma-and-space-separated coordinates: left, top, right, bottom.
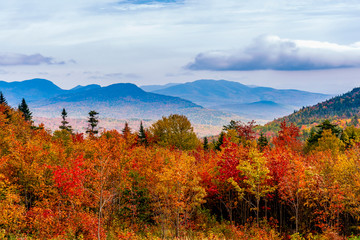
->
53, 155, 86, 198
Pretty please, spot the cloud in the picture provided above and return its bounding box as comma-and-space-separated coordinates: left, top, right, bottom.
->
187, 35, 360, 71
88, 72, 141, 79
0, 53, 66, 66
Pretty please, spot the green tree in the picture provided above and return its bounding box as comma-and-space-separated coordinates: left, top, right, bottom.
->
86, 110, 99, 136
203, 137, 209, 150
0, 92, 7, 105
18, 98, 32, 122
215, 132, 225, 151
149, 114, 200, 150
257, 132, 268, 151
306, 120, 342, 151
59, 108, 73, 133
137, 121, 148, 146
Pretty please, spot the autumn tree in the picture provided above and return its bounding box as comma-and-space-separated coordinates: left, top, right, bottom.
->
149, 114, 200, 150
306, 120, 342, 151
232, 146, 275, 226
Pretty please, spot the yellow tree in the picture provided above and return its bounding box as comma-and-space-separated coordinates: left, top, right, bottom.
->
231, 146, 275, 226
148, 150, 206, 238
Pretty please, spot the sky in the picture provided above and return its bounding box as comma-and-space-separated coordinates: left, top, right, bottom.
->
0, 0, 360, 94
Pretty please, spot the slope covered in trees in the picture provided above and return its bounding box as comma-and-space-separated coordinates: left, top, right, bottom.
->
272, 87, 360, 127
2, 100, 360, 239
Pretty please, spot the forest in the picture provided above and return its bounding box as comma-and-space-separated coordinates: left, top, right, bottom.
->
1, 96, 360, 240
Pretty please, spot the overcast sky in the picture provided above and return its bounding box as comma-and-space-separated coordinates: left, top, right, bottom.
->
0, 0, 359, 94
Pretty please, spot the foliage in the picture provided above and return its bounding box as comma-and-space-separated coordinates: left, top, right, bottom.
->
149, 114, 200, 150
59, 108, 73, 133
18, 98, 32, 122
1, 103, 360, 239
86, 110, 99, 136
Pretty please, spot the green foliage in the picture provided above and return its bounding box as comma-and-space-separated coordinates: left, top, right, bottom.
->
203, 137, 209, 150
0, 91, 7, 105
18, 98, 32, 122
214, 131, 225, 150
149, 114, 200, 150
305, 120, 342, 152
86, 110, 99, 136
137, 121, 148, 146
59, 108, 73, 133
257, 133, 268, 151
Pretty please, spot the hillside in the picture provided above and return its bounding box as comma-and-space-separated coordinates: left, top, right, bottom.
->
212, 101, 294, 121
267, 87, 360, 128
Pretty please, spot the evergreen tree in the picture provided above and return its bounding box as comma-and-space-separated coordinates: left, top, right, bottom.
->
257, 133, 268, 152
203, 136, 209, 150
0, 91, 7, 105
307, 120, 342, 147
86, 110, 99, 136
215, 132, 225, 151
18, 98, 32, 122
138, 121, 148, 146
59, 108, 73, 133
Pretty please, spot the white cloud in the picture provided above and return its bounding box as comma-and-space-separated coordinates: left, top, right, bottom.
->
0, 53, 65, 66
187, 35, 360, 71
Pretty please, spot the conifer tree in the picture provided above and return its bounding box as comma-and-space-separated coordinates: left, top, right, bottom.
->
257, 132, 268, 151
203, 136, 209, 150
86, 110, 99, 136
0, 91, 7, 105
138, 121, 148, 146
215, 132, 225, 151
18, 98, 32, 122
59, 108, 73, 133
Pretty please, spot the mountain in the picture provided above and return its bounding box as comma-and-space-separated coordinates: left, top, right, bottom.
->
152, 79, 331, 120
31, 83, 238, 126
212, 101, 294, 120
140, 83, 180, 92
269, 87, 360, 127
70, 84, 101, 93
0, 78, 65, 105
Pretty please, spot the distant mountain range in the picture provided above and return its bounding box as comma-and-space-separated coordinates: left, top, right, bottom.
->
268, 87, 360, 127
145, 79, 331, 121
0, 78, 333, 127
0, 78, 238, 126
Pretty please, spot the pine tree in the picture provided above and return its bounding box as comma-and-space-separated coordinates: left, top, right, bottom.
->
0, 91, 7, 105
203, 137, 209, 150
18, 98, 32, 122
215, 132, 225, 151
86, 110, 99, 136
138, 121, 148, 146
59, 108, 73, 133
257, 133, 268, 151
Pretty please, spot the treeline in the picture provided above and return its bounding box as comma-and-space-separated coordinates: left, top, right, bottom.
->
1, 94, 360, 239
268, 87, 360, 128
